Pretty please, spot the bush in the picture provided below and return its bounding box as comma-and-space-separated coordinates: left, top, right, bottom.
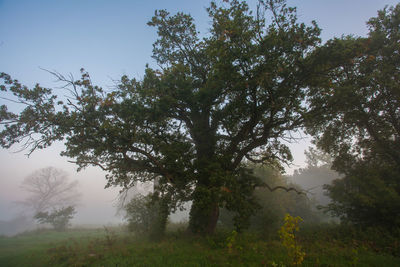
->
124, 194, 169, 240
34, 206, 76, 231
324, 163, 400, 230
279, 214, 306, 266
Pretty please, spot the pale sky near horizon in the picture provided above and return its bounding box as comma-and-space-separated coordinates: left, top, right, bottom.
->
1, 0, 398, 224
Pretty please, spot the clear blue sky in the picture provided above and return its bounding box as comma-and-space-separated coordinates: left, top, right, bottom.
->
1, 0, 398, 87
0, 0, 399, 223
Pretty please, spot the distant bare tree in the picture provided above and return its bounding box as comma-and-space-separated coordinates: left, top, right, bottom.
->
19, 167, 81, 214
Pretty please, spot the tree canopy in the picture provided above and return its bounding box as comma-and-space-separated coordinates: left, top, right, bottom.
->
306, 4, 400, 228
1, 0, 323, 234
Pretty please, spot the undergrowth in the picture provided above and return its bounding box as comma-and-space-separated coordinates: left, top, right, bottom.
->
0, 223, 399, 266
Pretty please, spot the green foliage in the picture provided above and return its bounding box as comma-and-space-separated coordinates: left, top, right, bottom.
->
34, 206, 76, 231
226, 230, 242, 253
0, 228, 110, 267
306, 3, 400, 229
124, 194, 169, 240
278, 214, 305, 266
219, 165, 320, 236
1, 226, 400, 266
0, 0, 323, 234
103, 226, 117, 248
254, 165, 320, 226
46, 227, 128, 266
323, 162, 400, 228
298, 223, 400, 258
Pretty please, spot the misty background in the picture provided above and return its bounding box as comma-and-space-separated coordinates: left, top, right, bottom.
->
1, 0, 397, 235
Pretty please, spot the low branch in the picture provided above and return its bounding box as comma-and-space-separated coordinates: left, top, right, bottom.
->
68, 160, 109, 171
257, 182, 305, 195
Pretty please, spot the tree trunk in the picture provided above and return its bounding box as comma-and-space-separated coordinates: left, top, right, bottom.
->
188, 114, 219, 234
188, 184, 220, 234
150, 179, 170, 240
149, 195, 169, 240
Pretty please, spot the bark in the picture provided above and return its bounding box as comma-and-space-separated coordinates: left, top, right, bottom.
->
188, 166, 220, 234
188, 188, 220, 234
149, 196, 169, 240
187, 113, 220, 234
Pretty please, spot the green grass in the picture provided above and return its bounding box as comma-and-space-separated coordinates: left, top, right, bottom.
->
0, 227, 109, 266
0, 225, 399, 266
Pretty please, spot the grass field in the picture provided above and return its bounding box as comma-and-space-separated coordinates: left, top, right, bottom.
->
0, 224, 399, 266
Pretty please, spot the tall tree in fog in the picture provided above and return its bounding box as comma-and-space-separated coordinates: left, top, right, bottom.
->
306, 4, 400, 228
0, 0, 323, 234
19, 167, 81, 215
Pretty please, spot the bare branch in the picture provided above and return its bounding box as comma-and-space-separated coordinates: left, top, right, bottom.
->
257, 182, 306, 195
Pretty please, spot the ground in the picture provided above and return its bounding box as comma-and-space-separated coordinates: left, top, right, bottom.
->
0, 223, 399, 266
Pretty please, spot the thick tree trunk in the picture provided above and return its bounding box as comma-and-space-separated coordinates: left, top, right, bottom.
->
188, 114, 220, 234
150, 180, 170, 240
149, 196, 169, 240
188, 187, 220, 234
207, 203, 220, 233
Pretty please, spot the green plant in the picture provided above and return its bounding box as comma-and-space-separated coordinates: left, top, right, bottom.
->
226, 230, 238, 253
2, 227, 400, 266
307, 3, 400, 230
278, 214, 306, 266
350, 248, 359, 266
103, 226, 117, 248
34, 206, 76, 231
270, 261, 286, 267
124, 194, 169, 240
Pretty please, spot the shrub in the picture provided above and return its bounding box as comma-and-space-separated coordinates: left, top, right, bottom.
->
124, 194, 168, 240
34, 206, 76, 231
279, 214, 306, 266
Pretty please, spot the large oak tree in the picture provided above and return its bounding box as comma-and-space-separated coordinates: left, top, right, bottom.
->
1, 0, 322, 234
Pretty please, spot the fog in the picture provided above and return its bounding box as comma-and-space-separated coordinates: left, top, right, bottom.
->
0, 137, 311, 236
0, 142, 121, 235
1, 0, 396, 236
